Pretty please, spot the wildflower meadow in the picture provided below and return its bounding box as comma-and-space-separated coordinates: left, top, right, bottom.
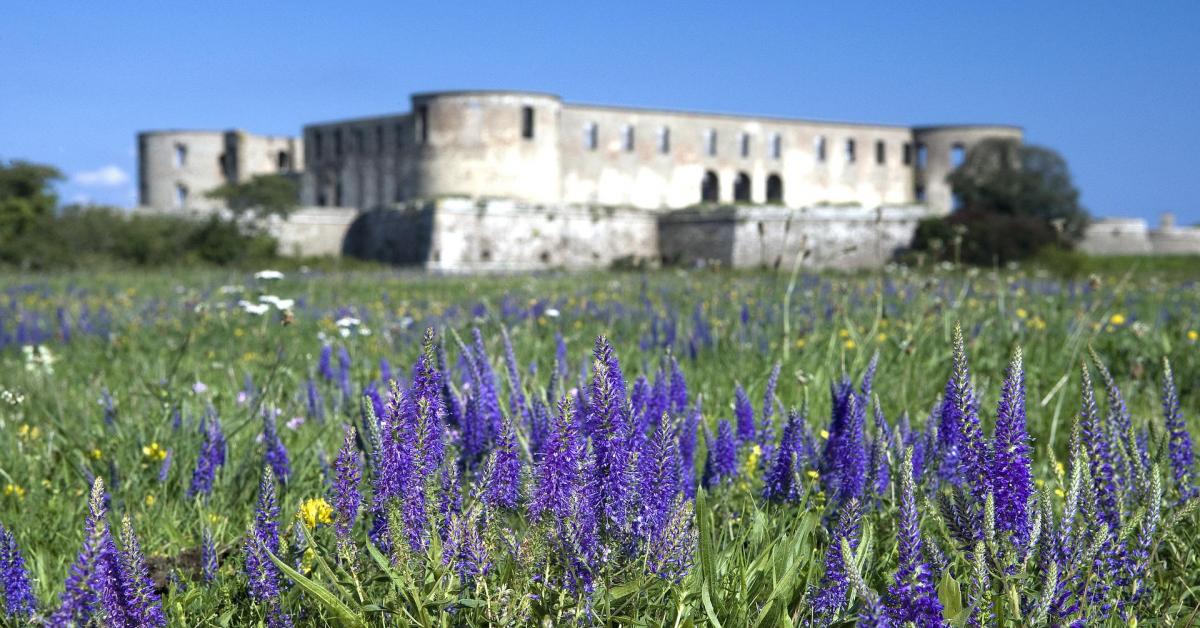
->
0, 266, 1198, 626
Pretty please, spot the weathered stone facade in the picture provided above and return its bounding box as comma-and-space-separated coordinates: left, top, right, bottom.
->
138, 130, 302, 211
299, 90, 1021, 214
1079, 214, 1200, 256
137, 89, 1034, 268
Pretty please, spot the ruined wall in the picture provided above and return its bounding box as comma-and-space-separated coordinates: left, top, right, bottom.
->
1078, 215, 1200, 256
912, 125, 1024, 214
139, 129, 303, 213
138, 130, 228, 212
660, 205, 935, 270
268, 207, 358, 257
559, 106, 915, 210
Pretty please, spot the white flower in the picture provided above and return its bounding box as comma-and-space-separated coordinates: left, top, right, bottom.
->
218, 284, 244, 294
545, 308, 561, 318
259, 295, 295, 310
335, 317, 361, 328
0, 389, 24, 406
22, 345, 56, 375
238, 300, 270, 316
358, 326, 372, 336
338, 327, 352, 338
254, 270, 285, 280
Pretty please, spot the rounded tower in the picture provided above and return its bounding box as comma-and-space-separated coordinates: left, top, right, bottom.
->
408, 90, 562, 204
138, 130, 228, 212
911, 125, 1023, 213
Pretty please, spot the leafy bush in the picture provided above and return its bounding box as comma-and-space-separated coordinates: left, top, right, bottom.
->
0, 206, 278, 270
911, 210, 1067, 266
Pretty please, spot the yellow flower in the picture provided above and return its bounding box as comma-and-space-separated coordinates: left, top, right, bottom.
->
1029, 317, 1047, 331
876, 333, 888, 343
838, 329, 850, 338
17, 424, 40, 440
794, 337, 807, 349
1016, 308, 1028, 319
299, 497, 334, 529
208, 513, 223, 525
820, 429, 830, 440
806, 470, 820, 480
844, 339, 857, 350
1035, 478, 1045, 488
144, 494, 156, 507
1188, 330, 1198, 342
142, 442, 168, 462
4, 484, 26, 499
234, 327, 245, 337
1055, 488, 1066, 498
89, 448, 103, 460
742, 445, 762, 480
1109, 313, 1126, 326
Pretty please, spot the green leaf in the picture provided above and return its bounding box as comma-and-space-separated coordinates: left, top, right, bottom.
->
695, 489, 723, 628
938, 572, 964, 621
264, 546, 366, 628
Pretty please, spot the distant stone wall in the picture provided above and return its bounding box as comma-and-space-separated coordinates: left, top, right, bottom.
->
278, 199, 933, 270
268, 207, 357, 257
1079, 215, 1200, 256
660, 205, 936, 270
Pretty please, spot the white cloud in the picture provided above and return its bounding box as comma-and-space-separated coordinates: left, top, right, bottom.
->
75, 165, 130, 187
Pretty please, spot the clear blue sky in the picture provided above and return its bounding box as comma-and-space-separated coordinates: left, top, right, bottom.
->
3, 2, 1198, 223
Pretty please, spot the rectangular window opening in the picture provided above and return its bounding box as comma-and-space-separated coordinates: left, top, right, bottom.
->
770, 133, 782, 159
705, 129, 717, 156
658, 126, 670, 154
875, 140, 886, 165
815, 136, 827, 163
521, 106, 535, 139
845, 139, 857, 163
585, 122, 598, 150
740, 133, 750, 158
623, 125, 635, 152
416, 105, 429, 144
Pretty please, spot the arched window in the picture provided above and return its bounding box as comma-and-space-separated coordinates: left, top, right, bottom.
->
701, 170, 719, 202
734, 172, 751, 202
766, 174, 783, 203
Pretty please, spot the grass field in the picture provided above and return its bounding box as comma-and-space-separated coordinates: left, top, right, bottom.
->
0, 265, 1197, 626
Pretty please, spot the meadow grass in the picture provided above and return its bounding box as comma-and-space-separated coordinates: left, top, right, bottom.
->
0, 265, 1197, 626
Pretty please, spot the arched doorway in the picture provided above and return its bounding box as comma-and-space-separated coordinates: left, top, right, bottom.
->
733, 172, 751, 202
701, 170, 719, 202
766, 174, 783, 203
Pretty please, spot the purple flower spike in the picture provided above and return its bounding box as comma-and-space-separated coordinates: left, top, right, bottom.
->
332, 425, 363, 543
483, 415, 522, 511
812, 498, 863, 618
1162, 358, 1196, 501
118, 515, 167, 627
703, 419, 739, 488
886, 448, 944, 626
0, 523, 36, 619
991, 348, 1033, 546
53, 478, 110, 626
734, 384, 755, 443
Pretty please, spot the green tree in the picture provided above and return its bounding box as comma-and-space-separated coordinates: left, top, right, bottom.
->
947, 138, 1089, 240
205, 174, 299, 219
0, 159, 62, 236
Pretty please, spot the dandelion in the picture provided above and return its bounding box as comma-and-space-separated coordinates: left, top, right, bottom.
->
1109, 313, 1126, 326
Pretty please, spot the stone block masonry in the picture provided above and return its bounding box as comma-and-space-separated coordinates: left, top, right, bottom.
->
292, 198, 934, 271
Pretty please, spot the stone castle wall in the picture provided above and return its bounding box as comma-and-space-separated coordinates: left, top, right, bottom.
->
299, 90, 1022, 215
1079, 216, 1200, 256
272, 198, 934, 271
